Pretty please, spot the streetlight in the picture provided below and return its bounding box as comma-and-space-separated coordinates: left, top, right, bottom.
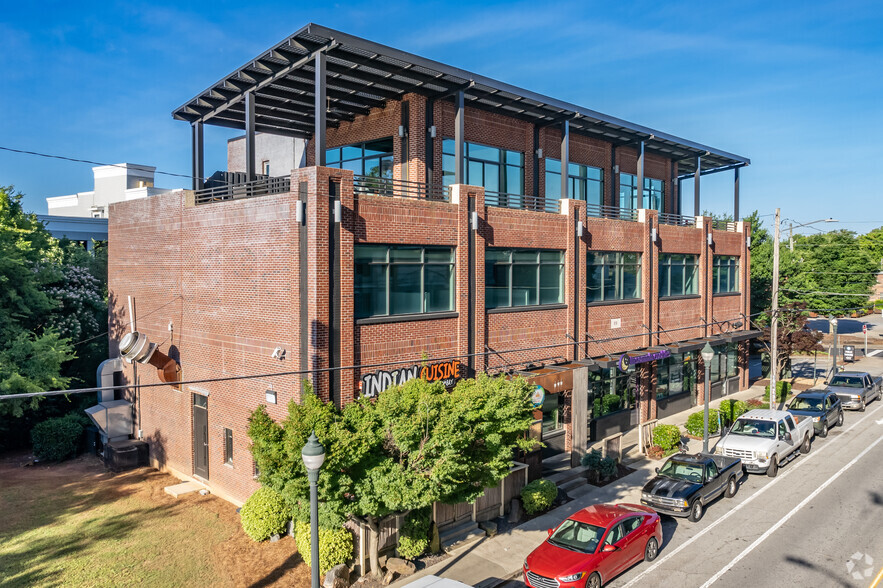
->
302, 432, 325, 588
788, 218, 838, 252
829, 316, 839, 379
701, 342, 715, 454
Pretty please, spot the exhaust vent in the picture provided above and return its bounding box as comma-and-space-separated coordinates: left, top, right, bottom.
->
119, 331, 180, 386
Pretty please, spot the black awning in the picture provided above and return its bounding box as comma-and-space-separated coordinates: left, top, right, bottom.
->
723, 329, 763, 343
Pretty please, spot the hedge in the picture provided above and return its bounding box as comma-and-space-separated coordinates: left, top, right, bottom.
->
31, 414, 85, 462
294, 520, 353, 575
651, 424, 681, 452
763, 381, 791, 403
521, 479, 558, 515
718, 399, 749, 424
240, 486, 289, 541
685, 409, 720, 437
581, 449, 618, 480
397, 508, 431, 560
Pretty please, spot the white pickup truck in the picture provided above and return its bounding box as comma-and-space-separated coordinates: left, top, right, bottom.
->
714, 409, 814, 477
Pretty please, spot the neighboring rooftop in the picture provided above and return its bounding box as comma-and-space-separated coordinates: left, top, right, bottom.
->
173, 23, 749, 176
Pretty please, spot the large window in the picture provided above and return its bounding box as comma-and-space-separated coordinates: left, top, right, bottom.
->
587, 252, 642, 303
355, 245, 455, 318
713, 256, 740, 294
485, 249, 563, 308
658, 254, 698, 297
589, 368, 633, 418
541, 394, 562, 434
326, 138, 394, 178
544, 159, 603, 207
656, 352, 697, 401
442, 140, 523, 197
224, 428, 233, 465
706, 343, 739, 383
619, 173, 664, 212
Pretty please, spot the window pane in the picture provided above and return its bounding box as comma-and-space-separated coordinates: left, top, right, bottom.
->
425, 248, 453, 263
712, 265, 721, 294
485, 262, 510, 308
586, 167, 603, 181
622, 264, 641, 299
355, 263, 386, 318
483, 162, 500, 193
389, 247, 422, 262
485, 249, 510, 263
506, 165, 522, 195
341, 145, 362, 161
364, 157, 383, 178
341, 159, 362, 175
658, 263, 670, 297
380, 156, 393, 179
512, 264, 538, 306
468, 143, 501, 162
545, 171, 561, 200
540, 251, 562, 263
424, 264, 454, 312
355, 245, 388, 263
669, 358, 684, 395
539, 264, 562, 304
513, 250, 538, 263
587, 264, 603, 302
389, 264, 422, 315
669, 263, 684, 296
506, 150, 523, 166
442, 138, 454, 155
684, 263, 697, 295
326, 148, 341, 164
602, 265, 617, 301
468, 160, 483, 187
364, 138, 393, 155
442, 155, 456, 186
545, 158, 561, 174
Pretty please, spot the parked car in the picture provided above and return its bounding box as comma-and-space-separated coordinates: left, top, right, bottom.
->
787, 389, 844, 437
825, 371, 882, 411
640, 453, 743, 522
523, 503, 662, 588
715, 409, 814, 477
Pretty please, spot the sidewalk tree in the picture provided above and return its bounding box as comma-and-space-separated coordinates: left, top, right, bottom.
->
248, 374, 535, 575
757, 303, 824, 381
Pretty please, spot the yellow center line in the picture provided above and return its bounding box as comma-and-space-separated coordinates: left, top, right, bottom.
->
870, 565, 883, 588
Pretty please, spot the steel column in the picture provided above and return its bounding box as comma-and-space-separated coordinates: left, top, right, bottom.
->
532, 125, 540, 198
191, 121, 204, 191
734, 167, 740, 221
637, 140, 645, 209
560, 120, 570, 200
426, 99, 434, 184
245, 92, 256, 181
314, 52, 327, 166
454, 90, 465, 184
693, 156, 701, 216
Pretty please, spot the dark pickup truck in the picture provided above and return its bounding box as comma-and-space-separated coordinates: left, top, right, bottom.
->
640, 453, 743, 522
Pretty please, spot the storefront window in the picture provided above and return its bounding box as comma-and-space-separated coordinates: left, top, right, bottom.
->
713, 256, 740, 294
326, 138, 394, 178
541, 394, 561, 434
485, 249, 564, 308
657, 353, 697, 400
727, 343, 738, 378
587, 252, 642, 303
589, 368, 632, 417
355, 245, 455, 318
659, 254, 699, 297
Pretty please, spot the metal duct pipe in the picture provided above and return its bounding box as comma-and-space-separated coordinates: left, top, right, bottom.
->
96, 358, 123, 403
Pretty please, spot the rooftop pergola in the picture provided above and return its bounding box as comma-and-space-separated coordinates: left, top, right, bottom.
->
174, 23, 749, 217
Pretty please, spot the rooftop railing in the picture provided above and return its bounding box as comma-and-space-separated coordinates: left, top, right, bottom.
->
712, 219, 738, 232
585, 203, 639, 221
193, 175, 291, 205
353, 175, 449, 201
658, 212, 697, 227
484, 191, 561, 214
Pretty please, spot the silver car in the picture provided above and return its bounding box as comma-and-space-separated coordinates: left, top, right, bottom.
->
825, 371, 882, 411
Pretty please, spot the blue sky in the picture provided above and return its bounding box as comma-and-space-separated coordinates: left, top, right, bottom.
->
2, 0, 882, 234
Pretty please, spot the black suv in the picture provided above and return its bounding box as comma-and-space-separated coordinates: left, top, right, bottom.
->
787, 389, 843, 438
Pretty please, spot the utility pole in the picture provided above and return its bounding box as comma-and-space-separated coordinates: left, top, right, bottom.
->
789, 222, 793, 252
770, 208, 780, 408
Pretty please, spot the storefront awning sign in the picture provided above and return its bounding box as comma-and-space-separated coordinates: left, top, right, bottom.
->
531, 385, 546, 408
618, 348, 671, 372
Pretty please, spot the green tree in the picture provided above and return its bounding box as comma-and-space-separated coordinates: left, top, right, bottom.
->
744, 211, 773, 319
858, 226, 883, 271
248, 374, 536, 575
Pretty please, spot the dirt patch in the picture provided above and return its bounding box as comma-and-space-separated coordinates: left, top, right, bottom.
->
0, 450, 310, 588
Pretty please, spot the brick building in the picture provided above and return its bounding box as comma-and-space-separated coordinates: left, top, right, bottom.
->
109, 24, 756, 505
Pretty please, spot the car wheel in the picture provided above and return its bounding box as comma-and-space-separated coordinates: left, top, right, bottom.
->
586, 572, 602, 588
801, 434, 811, 454
644, 537, 659, 562
688, 500, 704, 522
767, 456, 779, 478
725, 475, 738, 498
820, 423, 828, 438
859, 399, 866, 412
837, 411, 844, 426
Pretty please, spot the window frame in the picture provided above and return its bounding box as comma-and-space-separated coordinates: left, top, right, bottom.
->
658, 254, 699, 298
544, 158, 604, 207
326, 138, 395, 178
224, 428, 233, 466
485, 248, 564, 309
712, 255, 740, 294
619, 173, 665, 212
442, 139, 524, 196
587, 251, 642, 303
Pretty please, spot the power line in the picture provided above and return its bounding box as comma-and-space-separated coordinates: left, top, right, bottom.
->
0, 146, 201, 182
781, 288, 871, 297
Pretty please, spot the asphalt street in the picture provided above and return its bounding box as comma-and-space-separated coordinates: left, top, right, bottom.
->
506, 358, 883, 588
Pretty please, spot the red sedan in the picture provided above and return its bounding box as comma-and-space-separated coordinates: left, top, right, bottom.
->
523, 503, 662, 588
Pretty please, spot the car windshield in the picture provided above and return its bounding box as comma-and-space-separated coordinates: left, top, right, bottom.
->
549, 519, 605, 553
790, 397, 822, 411
828, 376, 863, 388
730, 418, 775, 438
658, 460, 704, 483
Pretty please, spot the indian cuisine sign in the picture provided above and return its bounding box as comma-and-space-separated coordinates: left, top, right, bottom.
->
618, 349, 671, 372
359, 360, 464, 398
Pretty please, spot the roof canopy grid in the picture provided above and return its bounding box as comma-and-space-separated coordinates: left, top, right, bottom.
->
173, 23, 749, 176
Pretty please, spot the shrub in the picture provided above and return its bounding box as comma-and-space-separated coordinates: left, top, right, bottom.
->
719, 400, 748, 425
684, 409, 720, 437
294, 520, 354, 575
581, 448, 603, 470
651, 424, 681, 452
598, 455, 618, 479
601, 393, 622, 414
763, 381, 791, 403
240, 486, 289, 542
521, 479, 558, 515
746, 398, 765, 409
31, 414, 84, 462
397, 508, 431, 560
581, 449, 618, 480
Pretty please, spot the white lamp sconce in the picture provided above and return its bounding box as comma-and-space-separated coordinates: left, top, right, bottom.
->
577, 221, 584, 238
535, 148, 543, 158
613, 164, 620, 174
707, 233, 713, 246
295, 200, 305, 225
333, 200, 342, 223
428, 125, 437, 138
266, 388, 277, 404
398, 125, 405, 138
650, 227, 657, 243
271, 347, 286, 360
471, 211, 479, 231
747, 236, 752, 247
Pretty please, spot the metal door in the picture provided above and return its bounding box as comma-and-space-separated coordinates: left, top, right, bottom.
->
192, 393, 209, 479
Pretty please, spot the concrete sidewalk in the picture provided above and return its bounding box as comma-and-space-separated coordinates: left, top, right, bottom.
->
394, 382, 770, 588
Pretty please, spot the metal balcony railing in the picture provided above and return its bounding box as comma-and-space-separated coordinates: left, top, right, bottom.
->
353, 175, 449, 201
712, 219, 738, 232
585, 203, 639, 221
193, 175, 291, 205
658, 212, 697, 227
484, 191, 561, 214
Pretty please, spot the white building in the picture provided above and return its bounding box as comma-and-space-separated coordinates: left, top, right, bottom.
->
226, 134, 306, 178
46, 163, 174, 218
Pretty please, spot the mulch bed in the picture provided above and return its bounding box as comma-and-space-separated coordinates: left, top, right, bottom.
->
585, 463, 636, 487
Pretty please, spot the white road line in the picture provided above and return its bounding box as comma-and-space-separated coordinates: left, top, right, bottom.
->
699, 433, 883, 587
618, 402, 883, 588
869, 349, 883, 357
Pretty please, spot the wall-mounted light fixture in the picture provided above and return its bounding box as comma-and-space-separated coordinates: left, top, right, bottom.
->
295, 200, 304, 224
651, 228, 657, 243
613, 164, 620, 174
471, 211, 479, 231
747, 236, 752, 247
266, 389, 277, 404
271, 347, 286, 360
398, 125, 405, 138
535, 148, 543, 158
429, 125, 437, 138
334, 201, 342, 223
577, 221, 584, 237
707, 233, 713, 246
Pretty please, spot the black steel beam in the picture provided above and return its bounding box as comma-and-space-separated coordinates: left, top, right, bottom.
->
636, 139, 644, 209
191, 121, 204, 190
693, 156, 701, 216
561, 119, 570, 199
271, 75, 387, 109
245, 91, 256, 181
454, 90, 464, 184
734, 167, 740, 222
225, 104, 334, 132
315, 52, 327, 166
207, 115, 311, 139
